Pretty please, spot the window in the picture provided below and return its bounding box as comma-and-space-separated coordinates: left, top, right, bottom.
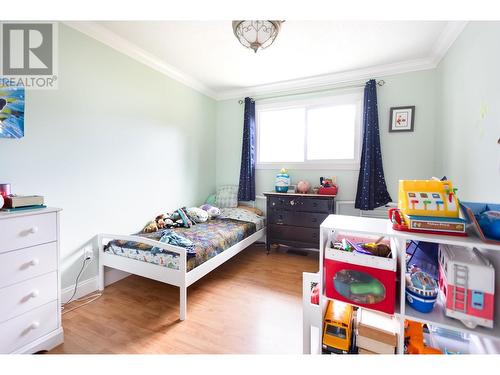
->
256, 93, 362, 169
325, 324, 347, 339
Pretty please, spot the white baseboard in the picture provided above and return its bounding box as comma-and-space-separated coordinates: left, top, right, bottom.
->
61, 268, 130, 303
61, 276, 98, 304
104, 267, 130, 286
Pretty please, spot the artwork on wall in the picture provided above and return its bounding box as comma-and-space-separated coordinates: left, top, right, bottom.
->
389, 106, 415, 132
0, 86, 25, 138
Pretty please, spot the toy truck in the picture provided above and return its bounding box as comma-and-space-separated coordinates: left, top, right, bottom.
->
322, 300, 354, 354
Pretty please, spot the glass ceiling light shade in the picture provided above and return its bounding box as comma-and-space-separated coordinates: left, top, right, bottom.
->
232, 21, 283, 53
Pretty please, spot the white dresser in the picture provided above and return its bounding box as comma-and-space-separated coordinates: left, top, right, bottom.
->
0, 207, 64, 353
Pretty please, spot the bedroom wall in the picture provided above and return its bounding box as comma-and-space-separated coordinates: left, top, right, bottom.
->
216, 69, 438, 207
436, 21, 500, 202
0, 24, 216, 289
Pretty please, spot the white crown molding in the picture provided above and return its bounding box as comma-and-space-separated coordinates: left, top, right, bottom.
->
215, 21, 469, 101
429, 20, 468, 66
63, 21, 218, 100
215, 57, 438, 100
63, 20, 467, 102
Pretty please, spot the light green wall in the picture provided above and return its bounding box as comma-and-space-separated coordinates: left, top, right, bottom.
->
436, 21, 500, 202
216, 69, 438, 205
0, 24, 216, 289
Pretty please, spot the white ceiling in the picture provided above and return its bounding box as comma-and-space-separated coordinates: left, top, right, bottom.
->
68, 21, 466, 99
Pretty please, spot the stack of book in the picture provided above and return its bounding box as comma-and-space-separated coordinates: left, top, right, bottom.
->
1, 195, 45, 211
355, 308, 398, 354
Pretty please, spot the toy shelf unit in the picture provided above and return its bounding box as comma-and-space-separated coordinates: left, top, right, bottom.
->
302, 214, 500, 355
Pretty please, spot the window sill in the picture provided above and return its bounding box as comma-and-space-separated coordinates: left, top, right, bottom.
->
256, 162, 360, 171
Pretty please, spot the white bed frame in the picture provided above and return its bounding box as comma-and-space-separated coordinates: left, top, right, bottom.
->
97, 228, 265, 320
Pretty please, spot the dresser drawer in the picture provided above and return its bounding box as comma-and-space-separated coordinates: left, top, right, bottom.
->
0, 301, 59, 353
0, 272, 58, 323
0, 242, 57, 289
268, 196, 331, 213
269, 224, 319, 245
268, 211, 328, 228
298, 198, 331, 213
0, 213, 57, 253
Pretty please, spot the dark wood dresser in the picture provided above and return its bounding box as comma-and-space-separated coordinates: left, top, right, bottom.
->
264, 192, 335, 253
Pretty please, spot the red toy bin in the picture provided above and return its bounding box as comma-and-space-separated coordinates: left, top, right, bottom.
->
324, 241, 397, 315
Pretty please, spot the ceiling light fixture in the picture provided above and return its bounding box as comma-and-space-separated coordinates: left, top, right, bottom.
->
232, 21, 283, 53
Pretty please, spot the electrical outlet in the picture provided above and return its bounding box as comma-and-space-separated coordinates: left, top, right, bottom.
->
84, 248, 94, 261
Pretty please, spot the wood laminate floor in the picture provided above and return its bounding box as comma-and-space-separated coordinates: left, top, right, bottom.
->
50, 245, 318, 354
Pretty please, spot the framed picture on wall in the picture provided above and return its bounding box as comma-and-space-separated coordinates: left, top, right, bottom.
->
0, 86, 25, 138
389, 106, 415, 132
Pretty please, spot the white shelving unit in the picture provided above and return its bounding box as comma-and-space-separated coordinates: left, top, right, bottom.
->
303, 214, 500, 354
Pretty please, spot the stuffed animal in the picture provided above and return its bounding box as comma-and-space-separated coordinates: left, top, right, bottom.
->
143, 213, 177, 233
187, 207, 209, 223
143, 220, 158, 233
200, 204, 221, 219
142, 206, 199, 233
156, 214, 175, 229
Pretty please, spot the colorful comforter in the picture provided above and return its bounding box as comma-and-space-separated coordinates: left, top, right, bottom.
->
105, 218, 260, 272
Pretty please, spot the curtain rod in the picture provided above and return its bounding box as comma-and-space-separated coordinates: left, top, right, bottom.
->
238, 79, 385, 104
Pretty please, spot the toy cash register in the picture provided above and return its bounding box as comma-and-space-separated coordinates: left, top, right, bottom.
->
389, 179, 467, 236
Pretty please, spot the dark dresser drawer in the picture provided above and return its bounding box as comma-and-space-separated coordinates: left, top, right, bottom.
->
297, 198, 331, 213
269, 224, 319, 245
268, 196, 331, 213
264, 192, 335, 253
268, 210, 329, 228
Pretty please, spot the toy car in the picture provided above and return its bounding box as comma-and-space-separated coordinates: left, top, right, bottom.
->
322, 300, 354, 354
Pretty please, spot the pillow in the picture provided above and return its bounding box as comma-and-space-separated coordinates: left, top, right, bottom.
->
205, 194, 217, 205
186, 207, 209, 223
237, 205, 263, 216
215, 185, 238, 208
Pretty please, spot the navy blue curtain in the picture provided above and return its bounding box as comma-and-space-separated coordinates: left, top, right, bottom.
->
355, 80, 392, 210
238, 97, 256, 201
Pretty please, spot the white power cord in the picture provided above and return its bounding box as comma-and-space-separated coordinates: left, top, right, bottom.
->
61, 252, 103, 315
62, 292, 102, 315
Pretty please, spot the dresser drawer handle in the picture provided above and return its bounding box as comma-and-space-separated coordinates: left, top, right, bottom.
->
21, 321, 41, 336
30, 290, 40, 298
29, 259, 39, 266
312, 218, 317, 223
20, 258, 40, 271
21, 290, 40, 303
21, 226, 39, 236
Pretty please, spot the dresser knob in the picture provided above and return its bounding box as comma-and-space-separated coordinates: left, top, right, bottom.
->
29, 226, 38, 234
30, 290, 39, 298
29, 322, 40, 330
290, 200, 295, 206
29, 259, 39, 266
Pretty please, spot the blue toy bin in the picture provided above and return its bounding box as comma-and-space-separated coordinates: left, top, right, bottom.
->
405, 287, 437, 313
